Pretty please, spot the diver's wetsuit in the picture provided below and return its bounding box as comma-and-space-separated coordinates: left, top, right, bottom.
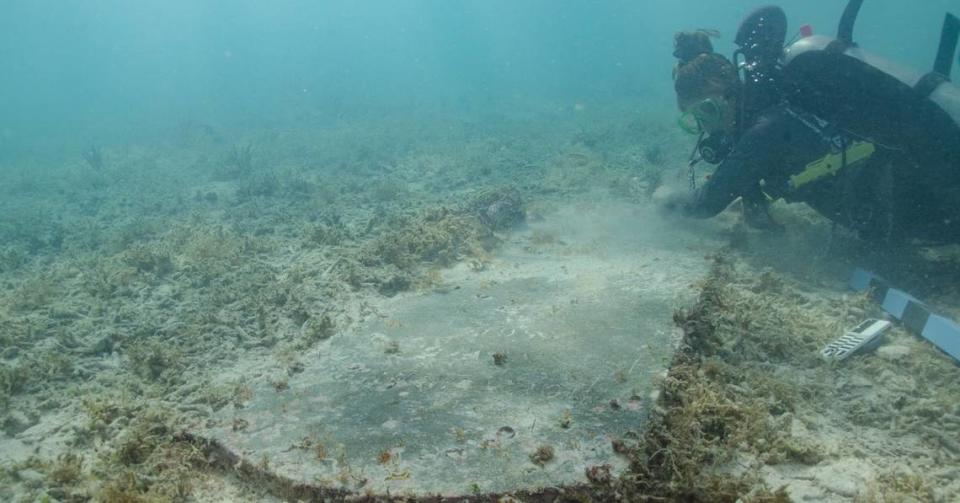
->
684, 103, 960, 243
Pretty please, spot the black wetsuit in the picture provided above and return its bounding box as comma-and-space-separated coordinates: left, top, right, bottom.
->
685, 103, 960, 244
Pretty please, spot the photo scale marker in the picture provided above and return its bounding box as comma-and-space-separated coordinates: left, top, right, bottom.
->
849, 268, 960, 363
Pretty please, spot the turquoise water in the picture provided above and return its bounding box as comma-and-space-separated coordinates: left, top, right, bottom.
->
0, 0, 954, 157
1, 1, 959, 501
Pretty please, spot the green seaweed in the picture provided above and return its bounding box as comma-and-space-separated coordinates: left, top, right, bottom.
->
121, 243, 174, 276
125, 339, 182, 382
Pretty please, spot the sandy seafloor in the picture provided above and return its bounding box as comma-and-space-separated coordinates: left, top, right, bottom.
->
1, 103, 959, 502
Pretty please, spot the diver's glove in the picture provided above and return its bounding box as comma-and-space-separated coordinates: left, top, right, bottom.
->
742, 200, 785, 232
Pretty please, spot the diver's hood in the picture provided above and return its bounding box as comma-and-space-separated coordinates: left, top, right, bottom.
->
734, 6, 787, 69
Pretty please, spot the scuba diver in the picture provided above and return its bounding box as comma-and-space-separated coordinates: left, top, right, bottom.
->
663, 2, 960, 244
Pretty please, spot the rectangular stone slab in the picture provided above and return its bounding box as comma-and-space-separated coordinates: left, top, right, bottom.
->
189, 204, 719, 497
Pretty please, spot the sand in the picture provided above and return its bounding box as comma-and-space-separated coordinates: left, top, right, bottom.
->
1, 105, 958, 501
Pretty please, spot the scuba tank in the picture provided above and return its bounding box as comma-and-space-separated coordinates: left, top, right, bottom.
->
735, 1, 960, 168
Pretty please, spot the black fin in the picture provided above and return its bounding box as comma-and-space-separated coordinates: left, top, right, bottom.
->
933, 12, 959, 79
838, 0, 864, 45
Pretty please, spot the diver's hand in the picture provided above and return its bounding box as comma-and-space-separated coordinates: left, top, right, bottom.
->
742, 202, 786, 233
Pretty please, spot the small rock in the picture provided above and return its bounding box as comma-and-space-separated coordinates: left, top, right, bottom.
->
585, 463, 613, 484
529, 445, 554, 466
474, 189, 525, 231
877, 344, 911, 361
847, 375, 872, 388
821, 479, 858, 498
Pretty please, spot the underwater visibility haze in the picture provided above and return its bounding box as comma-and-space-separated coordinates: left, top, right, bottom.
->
1, 0, 960, 501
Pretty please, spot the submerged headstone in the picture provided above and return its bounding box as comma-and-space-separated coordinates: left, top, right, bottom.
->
190, 203, 719, 497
